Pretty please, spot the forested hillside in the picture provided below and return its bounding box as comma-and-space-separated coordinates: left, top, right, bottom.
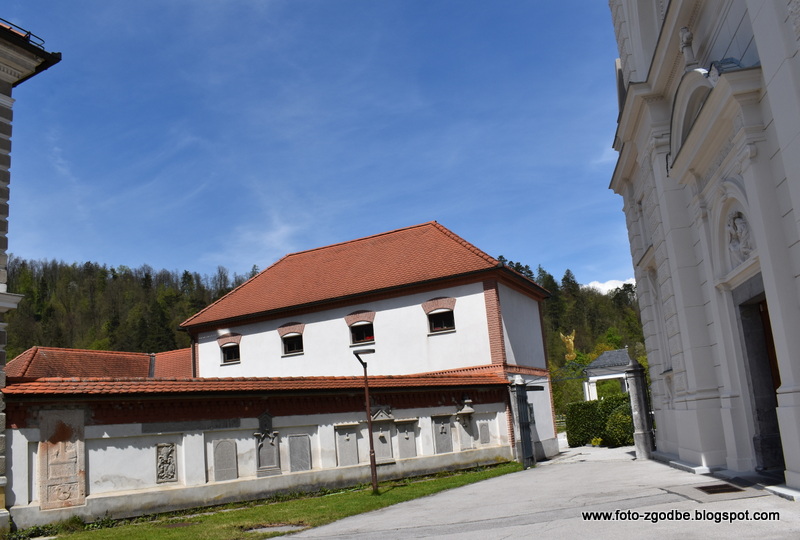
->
4, 256, 643, 414
5, 257, 258, 359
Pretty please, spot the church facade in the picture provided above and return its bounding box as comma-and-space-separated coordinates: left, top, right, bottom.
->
609, 0, 800, 495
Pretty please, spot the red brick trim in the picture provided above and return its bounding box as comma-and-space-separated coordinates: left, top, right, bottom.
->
216, 333, 242, 347
483, 280, 507, 365
421, 297, 456, 314
505, 391, 516, 453
277, 322, 305, 337
345, 310, 375, 326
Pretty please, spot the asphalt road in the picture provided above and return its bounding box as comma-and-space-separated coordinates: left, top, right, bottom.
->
287, 436, 800, 539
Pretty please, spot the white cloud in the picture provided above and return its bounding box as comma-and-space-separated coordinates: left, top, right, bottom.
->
584, 278, 635, 294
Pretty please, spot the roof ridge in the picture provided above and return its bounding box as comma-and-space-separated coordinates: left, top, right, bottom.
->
428, 222, 500, 266
283, 222, 437, 259
36, 346, 152, 356
8, 346, 38, 377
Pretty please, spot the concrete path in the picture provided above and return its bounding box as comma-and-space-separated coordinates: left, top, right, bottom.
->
288, 436, 800, 539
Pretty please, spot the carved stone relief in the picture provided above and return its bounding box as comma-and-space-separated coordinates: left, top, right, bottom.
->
156, 443, 177, 483
256, 432, 280, 473
255, 412, 281, 477
38, 410, 85, 510
727, 211, 754, 267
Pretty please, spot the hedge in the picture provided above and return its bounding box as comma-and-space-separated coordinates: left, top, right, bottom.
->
604, 401, 635, 447
565, 395, 629, 447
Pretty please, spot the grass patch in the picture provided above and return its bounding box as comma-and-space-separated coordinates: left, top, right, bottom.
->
8, 462, 521, 540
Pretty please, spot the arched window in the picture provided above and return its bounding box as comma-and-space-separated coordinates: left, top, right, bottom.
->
217, 333, 242, 364
346, 310, 376, 345
428, 309, 455, 333
422, 297, 456, 333
278, 322, 305, 356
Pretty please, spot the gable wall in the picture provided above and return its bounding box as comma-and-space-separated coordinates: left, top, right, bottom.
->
496, 283, 546, 369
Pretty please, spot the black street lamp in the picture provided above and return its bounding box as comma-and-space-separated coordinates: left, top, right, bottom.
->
352, 348, 379, 495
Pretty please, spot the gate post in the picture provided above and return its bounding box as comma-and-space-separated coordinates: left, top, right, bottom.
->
511, 377, 534, 468
625, 356, 654, 459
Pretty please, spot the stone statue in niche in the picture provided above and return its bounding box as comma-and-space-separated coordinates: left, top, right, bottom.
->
727, 211, 753, 267
156, 443, 177, 483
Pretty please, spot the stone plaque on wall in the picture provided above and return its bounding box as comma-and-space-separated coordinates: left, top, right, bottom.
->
213, 439, 238, 482
478, 422, 491, 445
457, 418, 475, 451
156, 443, 177, 483
432, 417, 453, 454
396, 421, 417, 458
372, 422, 394, 462
335, 426, 359, 466
38, 410, 86, 510
288, 434, 311, 472
257, 431, 281, 477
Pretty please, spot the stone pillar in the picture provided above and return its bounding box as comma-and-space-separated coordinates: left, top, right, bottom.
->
583, 380, 598, 401
626, 356, 654, 459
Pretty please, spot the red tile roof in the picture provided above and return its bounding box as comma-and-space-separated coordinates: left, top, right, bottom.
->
182, 222, 534, 329
153, 348, 193, 378
2, 372, 509, 396
5, 347, 192, 379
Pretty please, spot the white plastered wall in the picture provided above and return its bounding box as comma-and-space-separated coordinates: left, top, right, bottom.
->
196, 283, 493, 378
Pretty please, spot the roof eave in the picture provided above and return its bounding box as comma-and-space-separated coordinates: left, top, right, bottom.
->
182, 265, 546, 332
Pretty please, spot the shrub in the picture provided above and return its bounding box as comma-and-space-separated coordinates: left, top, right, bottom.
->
565, 395, 629, 447
604, 401, 634, 447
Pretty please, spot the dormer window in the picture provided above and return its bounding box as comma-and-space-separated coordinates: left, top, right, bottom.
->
428, 310, 455, 333
278, 322, 306, 356
282, 333, 304, 355
350, 322, 375, 344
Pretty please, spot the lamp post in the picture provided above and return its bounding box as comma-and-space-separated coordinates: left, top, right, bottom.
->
352, 348, 379, 495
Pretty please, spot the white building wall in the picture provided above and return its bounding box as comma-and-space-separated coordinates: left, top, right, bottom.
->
496, 283, 545, 369
197, 283, 493, 378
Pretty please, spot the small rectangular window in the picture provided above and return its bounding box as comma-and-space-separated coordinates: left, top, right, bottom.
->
350, 323, 374, 344
283, 334, 304, 355
428, 311, 455, 333
221, 344, 240, 363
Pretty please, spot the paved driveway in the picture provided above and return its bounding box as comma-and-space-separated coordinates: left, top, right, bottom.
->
288, 440, 800, 539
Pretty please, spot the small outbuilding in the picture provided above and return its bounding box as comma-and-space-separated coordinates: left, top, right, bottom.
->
583, 348, 630, 401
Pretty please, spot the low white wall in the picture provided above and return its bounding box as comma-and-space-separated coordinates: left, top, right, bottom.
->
9, 446, 513, 529
7, 403, 511, 529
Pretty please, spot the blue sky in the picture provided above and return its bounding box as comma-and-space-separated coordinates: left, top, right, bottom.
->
5, 1, 632, 291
